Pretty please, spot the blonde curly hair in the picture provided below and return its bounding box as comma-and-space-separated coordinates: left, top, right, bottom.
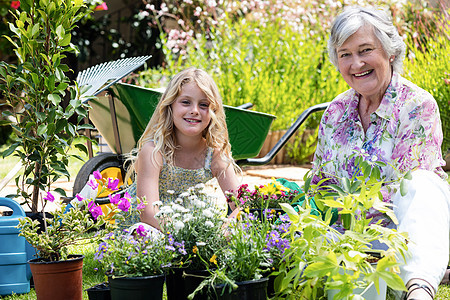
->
127, 67, 236, 177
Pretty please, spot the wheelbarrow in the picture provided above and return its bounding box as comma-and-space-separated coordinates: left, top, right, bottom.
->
73, 57, 329, 198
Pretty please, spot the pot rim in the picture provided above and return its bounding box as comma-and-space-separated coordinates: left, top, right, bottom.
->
28, 254, 84, 265
108, 273, 165, 280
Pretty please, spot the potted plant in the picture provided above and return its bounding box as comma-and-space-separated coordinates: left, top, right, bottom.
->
186, 208, 292, 300
94, 224, 173, 300
273, 157, 410, 299
155, 184, 229, 300
227, 178, 301, 218
0, 0, 93, 214
17, 172, 140, 300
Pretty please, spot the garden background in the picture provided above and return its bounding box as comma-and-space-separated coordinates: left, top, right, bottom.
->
0, 0, 449, 164
0, 0, 449, 299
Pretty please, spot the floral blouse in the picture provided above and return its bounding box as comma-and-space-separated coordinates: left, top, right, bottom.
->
312, 72, 447, 204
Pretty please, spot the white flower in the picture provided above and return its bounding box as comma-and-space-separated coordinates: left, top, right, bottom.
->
172, 203, 186, 212
205, 221, 214, 228
175, 197, 183, 204
174, 221, 185, 231
183, 214, 193, 223
167, 190, 175, 195
160, 206, 173, 214
179, 192, 189, 198
196, 241, 206, 247
194, 183, 206, 190
202, 209, 214, 219
193, 199, 206, 208
152, 201, 163, 207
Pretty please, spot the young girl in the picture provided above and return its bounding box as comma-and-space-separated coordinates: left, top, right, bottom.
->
126, 67, 240, 231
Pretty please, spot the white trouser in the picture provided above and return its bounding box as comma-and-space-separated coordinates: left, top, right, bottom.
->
393, 169, 450, 292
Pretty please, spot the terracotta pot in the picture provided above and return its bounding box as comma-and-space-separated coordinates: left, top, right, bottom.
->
28, 254, 84, 300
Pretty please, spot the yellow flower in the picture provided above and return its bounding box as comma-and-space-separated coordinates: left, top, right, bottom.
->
193, 246, 198, 254
209, 254, 218, 265
244, 208, 249, 213
259, 178, 289, 196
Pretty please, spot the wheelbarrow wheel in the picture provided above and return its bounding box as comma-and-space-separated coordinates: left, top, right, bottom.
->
73, 153, 127, 197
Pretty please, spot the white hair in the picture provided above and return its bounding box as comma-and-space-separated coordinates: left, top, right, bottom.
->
328, 6, 406, 73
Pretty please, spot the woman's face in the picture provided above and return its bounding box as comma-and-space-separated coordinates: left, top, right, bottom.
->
336, 25, 392, 102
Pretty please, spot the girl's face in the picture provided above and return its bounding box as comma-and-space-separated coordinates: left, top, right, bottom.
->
171, 81, 211, 139
336, 25, 392, 102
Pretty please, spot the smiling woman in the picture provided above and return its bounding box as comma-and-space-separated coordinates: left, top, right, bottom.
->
312, 5, 450, 300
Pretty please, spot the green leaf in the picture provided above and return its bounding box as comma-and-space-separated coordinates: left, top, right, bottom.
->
56, 25, 65, 39
400, 179, 408, 197
37, 124, 47, 136
60, 34, 71, 47
1, 143, 20, 158
54, 188, 67, 197
0, 119, 12, 126
31, 23, 40, 38
48, 94, 61, 105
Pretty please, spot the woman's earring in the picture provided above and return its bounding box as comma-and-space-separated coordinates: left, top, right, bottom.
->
389, 57, 394, 63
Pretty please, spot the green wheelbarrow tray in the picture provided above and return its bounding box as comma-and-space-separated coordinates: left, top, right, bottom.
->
88, 82, 276, 160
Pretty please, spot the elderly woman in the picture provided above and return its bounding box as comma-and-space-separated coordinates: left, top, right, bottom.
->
312, 6, 450, 300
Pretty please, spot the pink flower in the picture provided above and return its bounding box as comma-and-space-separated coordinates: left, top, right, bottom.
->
11, 1, 20, 9
118, 198, 131, 212
108, 193, 121, 205
94, 2, 108, 11
137, 202, 146, 210
44, 191, 55, 202
107, 178, 119, 191
76, 194, 84, 201
136, 225, 147, 237
88, 201, 103, 220
88, 179, 99, 190
93, 170, 102, 180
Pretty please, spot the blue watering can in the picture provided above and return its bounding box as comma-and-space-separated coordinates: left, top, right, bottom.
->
0, 197, 31, 295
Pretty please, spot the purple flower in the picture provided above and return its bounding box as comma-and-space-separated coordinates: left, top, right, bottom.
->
88, 179, 99, 190
93, 170, 102, 180
75, 194, 84, 201
265, 230, 290, 254
94, 241, 108, 260
109, 193, 121, 205
136, 225, 147, 237
137, 202, 146, 210
174, 241, 187, 255
88, 201, 103, 220
165, 245, 176, 252
44, 192, 55, 202
118, 198, 131, 212
107, 178, 119, 191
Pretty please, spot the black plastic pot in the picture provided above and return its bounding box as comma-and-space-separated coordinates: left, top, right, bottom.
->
108, 274, 165, 300
214, 278, 269, 300
86, 282, 111, 300
166, 268, 210, 300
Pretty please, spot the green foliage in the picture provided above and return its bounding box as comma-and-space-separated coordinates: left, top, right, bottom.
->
0, 0, 94, 212
138, 18, 348, 131
403, 26, 450, 152
274, 158, 409, 299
